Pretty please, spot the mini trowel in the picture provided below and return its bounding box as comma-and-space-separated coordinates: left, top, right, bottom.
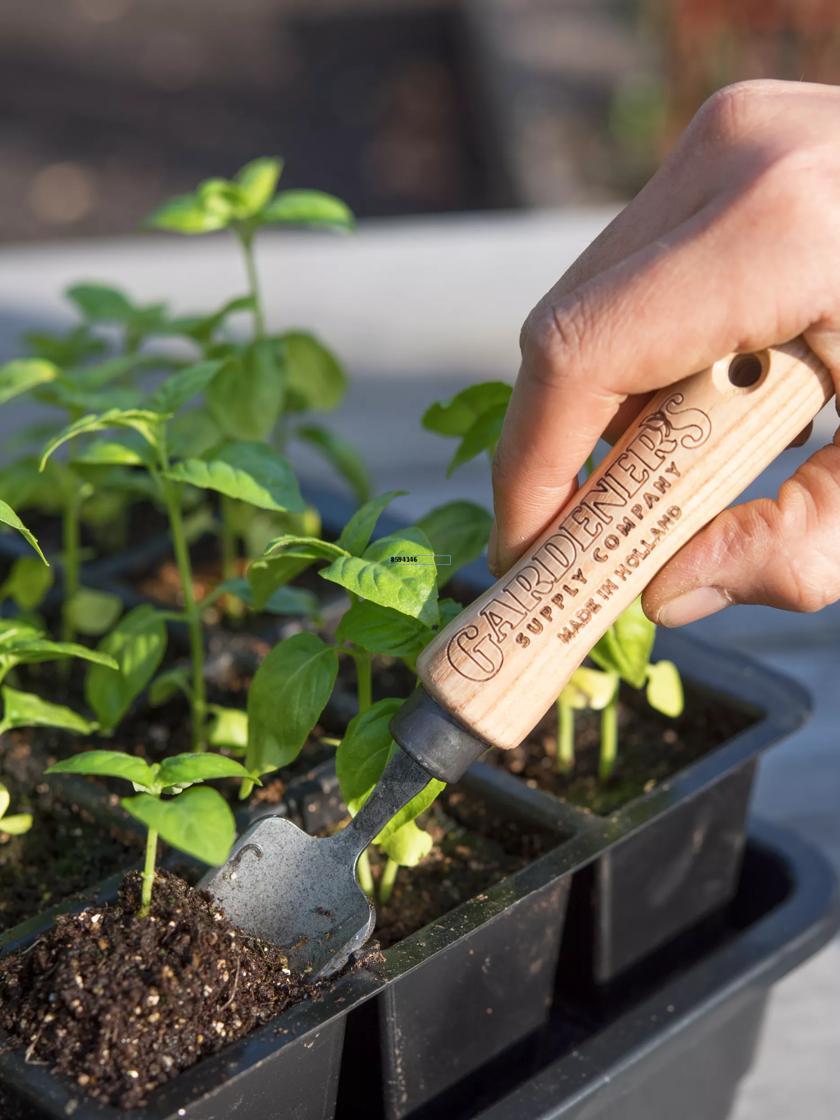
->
201, 339, 833, 976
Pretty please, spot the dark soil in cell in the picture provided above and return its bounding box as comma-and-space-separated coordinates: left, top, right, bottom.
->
369, 787, 561, 949
0, 871, 321, 1109
487, 683, 756, 816
0, 734, 141, 932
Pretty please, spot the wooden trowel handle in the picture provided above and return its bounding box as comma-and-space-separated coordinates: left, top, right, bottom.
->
416, 339, 833, 750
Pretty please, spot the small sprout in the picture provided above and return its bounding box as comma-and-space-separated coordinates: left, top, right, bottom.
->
0, 782, 33, 837
47, 751, 260, 916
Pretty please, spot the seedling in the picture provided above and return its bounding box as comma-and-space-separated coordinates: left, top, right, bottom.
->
423, 381, 685, 783
47, 750, 256, 915
0, 782, 32, 838
0, 497, 119, 735
243, 490, 490, 900
38, 357, 306, 748
144, 158, 368, 576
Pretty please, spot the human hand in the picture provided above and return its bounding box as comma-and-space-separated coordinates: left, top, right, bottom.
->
490, 79, 840, 627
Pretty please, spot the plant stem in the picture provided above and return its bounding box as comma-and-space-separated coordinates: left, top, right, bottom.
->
139, 828, 158, 917
354, 648, 372, 714
555, 696, 575, 773
239, 231, 266, 340
220, 495, 238, 583
61, 494, 82, 647
598, 681, 619, 784
162, 479, 206, 750
379, 858, 399, 904
356, 850, 375, 898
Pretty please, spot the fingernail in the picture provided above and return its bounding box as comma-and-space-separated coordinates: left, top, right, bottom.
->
487, 522, 499, 575
656, 587, 731, 628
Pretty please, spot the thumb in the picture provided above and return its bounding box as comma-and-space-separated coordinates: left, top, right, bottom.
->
643, 434, 840, 626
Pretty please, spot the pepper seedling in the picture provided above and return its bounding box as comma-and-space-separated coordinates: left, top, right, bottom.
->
242, 490, 490, 899
146, 157, 369, 577
38, 356, 306, 749
0, 782, 32, 838
46, 751, 257, 916
423, 380, 685, 784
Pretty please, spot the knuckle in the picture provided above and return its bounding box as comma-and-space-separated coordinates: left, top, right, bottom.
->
519, 297, 592, 390
693, 80, 771, 143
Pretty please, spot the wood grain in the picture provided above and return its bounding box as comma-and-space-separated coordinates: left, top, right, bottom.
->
417, 339, 834, 749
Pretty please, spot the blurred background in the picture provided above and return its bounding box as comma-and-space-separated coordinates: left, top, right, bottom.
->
4, 0, 840, 243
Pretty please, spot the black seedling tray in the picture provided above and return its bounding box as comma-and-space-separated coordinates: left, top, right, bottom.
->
466, 818, 840, 1120
2, 818, 834, 1120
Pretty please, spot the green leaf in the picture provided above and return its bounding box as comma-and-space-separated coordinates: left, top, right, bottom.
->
148, 360, 225, 414
373, 778, 444, 847
40, 410, 164, 470
336, 600, 431, 658
166, 407, 224, 460
645, 660, 685, 718
0, 619, 41, 646
246, 555, 316, 611
0, 359, 58, 405
0, 783, 33, 836
47, 750, 157, 790
1, 555, 53, 610
0, 500, 47, 564
336, 699, 403, 813
63, 353, 158, 390
336, 490, 405, 556
447, 402, 508, 475
336, 699, 444, 848
24, 325, 106, 367
563, 667, 617, 711
65, 283, 135, 323
321, 528, 438, 625
590, 599, 655, 689
165, 441, 305, 513
0, 813, 32, 836
235, 156, 283, 215
295, 424, 370, 504
41, 381, 144, 414
259, 190, 354, 231
65, 587, 123, 637
206, 340, 285, 441
163, 296, 255, 345
281, 332, 347, 413
207, 705, 248, 752
260, 534, 348, 564
146, 193, 229, 234
0, 687, 97, 735
157, 752, 252, 790
72, 432, 155, 468
0, 637, 118, 673
85, 606, 167, 732
148, 666, 192, 707
422, 381, 511, 437
416, 501, 492, 585
122, 787, 235, 866
378, 818, 434, 867
246, 632, 338, 773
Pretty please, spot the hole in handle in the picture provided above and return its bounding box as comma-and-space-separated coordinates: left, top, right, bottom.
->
727, 351, 767, 389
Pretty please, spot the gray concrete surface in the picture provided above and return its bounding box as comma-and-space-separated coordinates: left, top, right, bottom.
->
0, 212, 838, 1117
